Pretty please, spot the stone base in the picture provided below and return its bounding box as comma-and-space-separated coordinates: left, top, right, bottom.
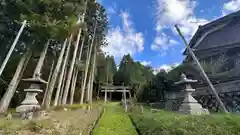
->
16, 105, 41, 120
16, 104, 41, 113
178, 102, 209, 115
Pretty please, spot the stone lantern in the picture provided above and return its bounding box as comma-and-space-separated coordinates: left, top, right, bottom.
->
16, 74, 47, 119
175, 73, 209, 115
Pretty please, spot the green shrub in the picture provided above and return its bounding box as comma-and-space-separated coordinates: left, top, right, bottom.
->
129, 107, 240, 135
93, 104, 138, 135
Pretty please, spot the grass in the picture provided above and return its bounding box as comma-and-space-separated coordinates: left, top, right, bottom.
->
93, 103, 138, 135
52, 104, 86, 111
52, 101, 104, 111
129, 106, 240, 135
0, 119, 57, 134
0, 102, 104, 135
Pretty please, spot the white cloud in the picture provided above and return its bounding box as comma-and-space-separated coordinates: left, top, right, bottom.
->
151, 33, 178, 52
153, 62, 180, 74
102, 11, 144, 58
106, 3, 118, 21
152, 0, 208, 53
155, 0, 196, 29
222, 0, 240, 15
140, 61, 152, 66
107, 7, 117, 15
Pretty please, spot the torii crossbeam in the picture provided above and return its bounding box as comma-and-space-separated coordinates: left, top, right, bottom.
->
101, 85, 131, 112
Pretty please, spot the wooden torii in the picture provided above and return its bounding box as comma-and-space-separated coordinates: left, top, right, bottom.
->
101, 84, 131, 112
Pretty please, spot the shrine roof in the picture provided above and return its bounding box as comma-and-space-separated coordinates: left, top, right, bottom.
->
183, 10, 240, 55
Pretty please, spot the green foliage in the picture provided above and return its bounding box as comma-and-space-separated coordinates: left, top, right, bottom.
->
96, 54, 117, 84
0, 0, 109, 109
85, 0, 108, 49
113, 54, 155, 101
114, 54, 153, 86
93, 103, 138, 135
5, 0, 86, 39
129, 106, 240, 135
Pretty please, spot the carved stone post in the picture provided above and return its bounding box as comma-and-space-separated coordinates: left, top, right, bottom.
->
175, 74, 209, 115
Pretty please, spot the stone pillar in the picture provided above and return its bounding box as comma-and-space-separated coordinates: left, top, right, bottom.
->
175, 74, 209, 115
16, 75, 47, 119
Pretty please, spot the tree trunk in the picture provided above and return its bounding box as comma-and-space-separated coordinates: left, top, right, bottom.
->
80, 22, 97, 105
0, 50, 31, 113
62, 5, 88, 104
69, 37, 86, 105
58, 67, 67, 105
43, 38, 69, 109
89, 72, 93, 103
62, 30, 84, 105
89, 46, 97, 105
42, 60, 55, 106
87, 68, 92, 103
78, 36, 85, 63
0, 20, 27, 77
69, 69, 78, 104
33, 40, 50, 77
53, 37, 72, 106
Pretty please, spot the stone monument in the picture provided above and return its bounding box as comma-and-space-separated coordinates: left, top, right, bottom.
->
175, 73, 209, 115
16, 74, 47, 119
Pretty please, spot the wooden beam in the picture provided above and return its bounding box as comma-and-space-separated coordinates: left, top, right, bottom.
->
101, 90, 130, 92
175, 25, 228, 113
101, 86, 130, 89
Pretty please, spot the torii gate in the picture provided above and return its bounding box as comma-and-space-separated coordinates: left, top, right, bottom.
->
101, 85, 131, 112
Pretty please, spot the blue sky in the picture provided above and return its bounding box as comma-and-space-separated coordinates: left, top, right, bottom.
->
99, 0, 240, 72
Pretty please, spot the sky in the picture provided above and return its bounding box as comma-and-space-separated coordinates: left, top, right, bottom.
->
98, 0, 240, 72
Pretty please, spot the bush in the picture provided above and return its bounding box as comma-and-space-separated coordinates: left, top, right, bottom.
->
93, 103, 138, 135
129, 107, 240, 135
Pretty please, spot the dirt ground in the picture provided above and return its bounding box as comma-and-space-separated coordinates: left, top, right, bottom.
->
0, 107, 103, 135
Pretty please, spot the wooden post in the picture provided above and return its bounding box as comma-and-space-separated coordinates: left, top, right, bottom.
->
123, 87, 127, 112
110, 90, 112, 101
175, 25, 228, 113
104, 87, 107, 104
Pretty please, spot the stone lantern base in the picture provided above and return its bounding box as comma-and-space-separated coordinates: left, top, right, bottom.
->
178, 94, 208, 115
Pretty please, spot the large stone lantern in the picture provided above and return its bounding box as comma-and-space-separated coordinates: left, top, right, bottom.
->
16, 74, 47, 119
175, 73, 209, 115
